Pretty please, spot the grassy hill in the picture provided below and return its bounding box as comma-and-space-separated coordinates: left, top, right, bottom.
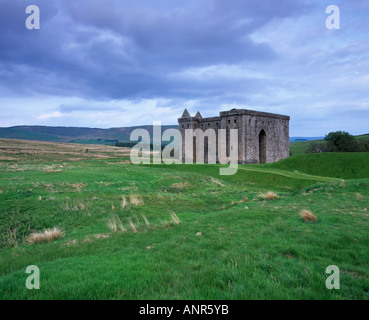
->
290, 139, 324, 156
0, 138, 368, 299
267, 152, 369, 180
0, 127, 66, 142
0, 125, 178, 144
355, 134, 369, 141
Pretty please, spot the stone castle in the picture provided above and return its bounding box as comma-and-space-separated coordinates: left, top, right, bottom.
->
178, 108, 290, 164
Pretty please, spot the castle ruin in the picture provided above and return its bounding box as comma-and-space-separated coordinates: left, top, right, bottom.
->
178, 108, 290, 164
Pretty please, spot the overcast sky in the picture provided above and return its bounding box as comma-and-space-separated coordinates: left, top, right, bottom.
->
0, 0, 368, 136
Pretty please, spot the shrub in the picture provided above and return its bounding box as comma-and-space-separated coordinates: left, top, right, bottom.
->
170, 212, 181, 224
127, 218, 137, 232
27, 227, 65, 245
299, 210, 318, 222
107, 214, 126, 232
260, 191, 278, 200
356, 193, 364, 201
121, 195, 128, 209
130, 194, 144, 206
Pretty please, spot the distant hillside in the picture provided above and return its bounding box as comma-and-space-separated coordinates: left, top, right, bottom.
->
289, 136, 323, 142
0, 124, 326, 146
0, 125, 178, 144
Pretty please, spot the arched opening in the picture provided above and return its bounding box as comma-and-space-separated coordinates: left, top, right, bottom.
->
259, 130, 267, 164
193, 136, 196, 163
204, 136, 208, 163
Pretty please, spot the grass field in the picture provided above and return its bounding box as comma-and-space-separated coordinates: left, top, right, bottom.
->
290, 139, 324, 156
0, 138, 369, 299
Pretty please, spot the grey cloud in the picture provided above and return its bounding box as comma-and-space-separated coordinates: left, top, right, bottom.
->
2, 0, 367, 137
0, 0, 312, 101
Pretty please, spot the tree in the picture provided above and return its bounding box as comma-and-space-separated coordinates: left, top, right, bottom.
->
325, 131, 354, 145
324, 131, 357, 152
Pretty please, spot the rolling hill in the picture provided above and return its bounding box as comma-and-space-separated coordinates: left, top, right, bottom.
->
266, 152, 369, 179
0, 125, 178, 144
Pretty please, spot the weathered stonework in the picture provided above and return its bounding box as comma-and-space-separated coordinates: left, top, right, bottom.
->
178, 108, 290, 164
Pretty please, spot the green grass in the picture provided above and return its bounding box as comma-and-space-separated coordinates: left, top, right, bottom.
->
355, 134, 369, 141
1, 139, 369, 300
267, 152, 369, 179
290, 139, 324, 156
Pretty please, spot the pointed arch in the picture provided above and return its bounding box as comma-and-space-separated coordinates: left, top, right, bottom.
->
259, 129, 267, 164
